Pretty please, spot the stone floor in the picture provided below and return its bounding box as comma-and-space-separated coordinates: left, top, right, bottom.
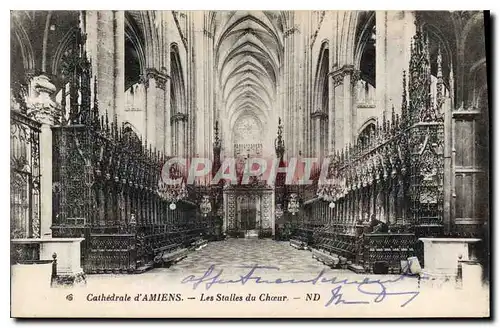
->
86, 238, 410, 285
164, 238, 332, 274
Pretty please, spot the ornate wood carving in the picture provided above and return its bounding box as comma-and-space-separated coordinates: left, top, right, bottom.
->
294, 28, 448, 271
51, 30, 204, 273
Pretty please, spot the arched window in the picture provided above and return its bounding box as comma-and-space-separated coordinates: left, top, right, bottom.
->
312, 41, 329, 158
10, 28, 29, 111
170, 44, 186, 115
354, 12, 376, 109
125, 12, 146, 91
170, 43, 187, 156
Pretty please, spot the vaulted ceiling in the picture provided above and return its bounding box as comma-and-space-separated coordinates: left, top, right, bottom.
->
11, 10, 80, 87
211, 11, 284, 130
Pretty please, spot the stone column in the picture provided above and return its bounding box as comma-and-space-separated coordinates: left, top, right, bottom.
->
186, 12, 195, 159
161, 12, 172, 156
192, 11, 209, 158
173, 119, 179, 155
164, 76, 172, 155
295, 23, 306, 155
171, 114, 188, 158
114, 11, 125, 121
144, 68, 169, 151
85, 11, 125, 118
376, 11, 415, 116
332, 70, 344, 150
26, 75, 57, 237
342, 67, 354, 145
283, 22, 298, 156
155, 73, 167, 153
180, 118, 186, 158
375, 11, 388, 115
328, 73, 336, 155
145, 74, 156, 144
311, 111, 328, 158
144, 74, 157, 147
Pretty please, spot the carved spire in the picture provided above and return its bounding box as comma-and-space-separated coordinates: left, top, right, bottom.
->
100, 113, 105, 132
93, 75, 99, 126
436, 46, 444, 113
105, 109, 110, 135
391, 104, 396, 133
113, 112, 119, 140
401, 70, 408, 125
213, 120, 221, 151
409, 24, 432, 123
120, 121, 126, 142
80, 56, 91, 125
382, 110, 387, 135
275, 117, 285, 160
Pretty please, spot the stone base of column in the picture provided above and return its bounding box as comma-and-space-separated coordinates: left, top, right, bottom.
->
418, 238, 483, 291
41, 237, 86, 286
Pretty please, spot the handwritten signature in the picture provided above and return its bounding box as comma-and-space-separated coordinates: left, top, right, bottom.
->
180, 264, 421, 307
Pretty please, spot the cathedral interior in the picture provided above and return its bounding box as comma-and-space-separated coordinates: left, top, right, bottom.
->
10, 11, 489, 284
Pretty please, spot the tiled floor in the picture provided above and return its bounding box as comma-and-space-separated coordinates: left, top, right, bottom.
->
166, 238, 333, 274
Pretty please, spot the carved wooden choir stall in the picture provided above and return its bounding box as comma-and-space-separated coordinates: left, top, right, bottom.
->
289, 28, 448, 274
49, 30, 209, 274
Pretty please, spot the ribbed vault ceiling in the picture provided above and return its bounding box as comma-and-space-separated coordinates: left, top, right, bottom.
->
213, 11, 284, 129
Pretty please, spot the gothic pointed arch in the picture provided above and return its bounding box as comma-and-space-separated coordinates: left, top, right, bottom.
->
312, 40, 329, 158
170, 43, 187, 115
354, 11, 376, 87
10, 14, 35, 83
313, 41, 329, 113
125, 11, 147, 90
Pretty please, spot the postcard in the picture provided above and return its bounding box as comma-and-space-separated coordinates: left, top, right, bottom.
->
10, 10, 490, 318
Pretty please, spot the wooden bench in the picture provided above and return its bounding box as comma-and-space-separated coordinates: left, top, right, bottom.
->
312, 248, 340, 267
191, 238, 208, 250
153, 243, 181, 263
